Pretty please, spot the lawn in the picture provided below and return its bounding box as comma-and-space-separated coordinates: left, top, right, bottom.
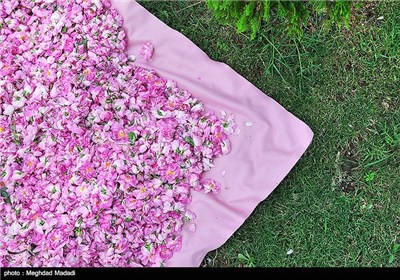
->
139, 0, 400, 267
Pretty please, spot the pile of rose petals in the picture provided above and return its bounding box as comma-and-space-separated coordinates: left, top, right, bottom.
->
0, 0, 237, 267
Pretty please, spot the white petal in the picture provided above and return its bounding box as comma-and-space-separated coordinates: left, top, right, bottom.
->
188, 223, 196, 232
8, 222, 22, 236
234, 128, 241, 135
3, 104, 14, 115
12, 97, 26, 109
56, 120, 64, 130
128, 54, 136, 62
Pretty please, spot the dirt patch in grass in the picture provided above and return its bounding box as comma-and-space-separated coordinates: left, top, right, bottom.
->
338, 138, 361, 193
201, 253, 230, 267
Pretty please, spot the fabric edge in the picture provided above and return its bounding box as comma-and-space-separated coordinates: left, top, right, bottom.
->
166, 129, 314, 267
194, 131, 314, 267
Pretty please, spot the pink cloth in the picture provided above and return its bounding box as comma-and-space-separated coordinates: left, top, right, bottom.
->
111, 0, 314, 267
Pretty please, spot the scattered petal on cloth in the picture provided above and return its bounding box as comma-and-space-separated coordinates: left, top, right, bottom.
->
128, 54, 136, 62
188, 224, 196, 232
202, 179, 221, 195
140, 42, 154, 61
110, 0, 314, 267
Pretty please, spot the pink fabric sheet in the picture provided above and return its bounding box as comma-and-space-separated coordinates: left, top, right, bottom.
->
111, 0, 314, 267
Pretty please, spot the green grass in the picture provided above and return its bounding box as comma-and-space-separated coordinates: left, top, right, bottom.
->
139, 0, 400, 267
